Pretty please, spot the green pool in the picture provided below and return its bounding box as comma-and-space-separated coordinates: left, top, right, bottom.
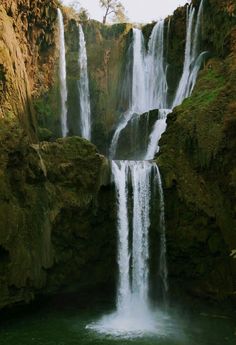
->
0, 297, 235, 345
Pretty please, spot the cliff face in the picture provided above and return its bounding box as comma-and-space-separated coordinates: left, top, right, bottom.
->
82, 21, 133, 153
1, 0, 236, 310
35, 14, 133, 153
0, 1, 116, 309
0, 0, 58, 140
158, 0, 236, 301
0, 130, 115, 309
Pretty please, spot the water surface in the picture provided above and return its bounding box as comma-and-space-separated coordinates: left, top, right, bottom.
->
0, 297, 235, 345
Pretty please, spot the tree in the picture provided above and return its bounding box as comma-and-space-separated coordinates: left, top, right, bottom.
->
78, 8, 89, 21
64, 0, 80, 12
112, 2, 128, 23
62, 1, 90, 21
99, 0, 126, 24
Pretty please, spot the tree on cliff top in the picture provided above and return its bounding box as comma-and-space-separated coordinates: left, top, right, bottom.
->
99, 0, 127, 24
62, 1, 89, 21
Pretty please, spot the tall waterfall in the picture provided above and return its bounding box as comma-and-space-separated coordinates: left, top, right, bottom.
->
146, 0, 205, 159
155, 167, 168, 296
107, 21, 170, 332
57, 8, 68, 138
112, 161, 131, 313
173, 0, 205, 107
112, 161, 154, 312
146, 20, 168, 110
108, 160, 165, 334
132, 29, 147, 114
88, 0, 205, 336
145, 109, 171, 160
78, 24, 91, 141
110, 21, 168, 159
109, 29, 146, 158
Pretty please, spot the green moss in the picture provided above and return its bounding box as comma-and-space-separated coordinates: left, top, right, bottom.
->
0, 133, 114, 309
157, 34, 236, 301
180, 65, 226, 110
34, 85, 61, 139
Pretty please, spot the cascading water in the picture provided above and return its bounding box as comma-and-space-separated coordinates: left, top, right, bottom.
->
111, 161, 131, 314
173, 0, 205, 107
130, 161, 152, 305
110, 21, 168, 159
57, 8, 68, 138
109, 29, 146, 159
146, 20, 168, 110
78, 24, 91, 141
146, 0, 205, 160
88, 160, 167, 336
145, 109, 171, 160
155, 166, 168, 297
132, 29, 147, 114
88, 0, 205, 337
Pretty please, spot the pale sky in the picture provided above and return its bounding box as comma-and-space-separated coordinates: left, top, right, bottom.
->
62, 0, 189, 23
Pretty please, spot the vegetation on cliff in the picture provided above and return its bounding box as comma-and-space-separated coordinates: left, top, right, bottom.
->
158, 0, 236, 301
0, 0, 236, 310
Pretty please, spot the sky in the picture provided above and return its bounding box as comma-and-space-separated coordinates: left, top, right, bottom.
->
62, 0, 189, 23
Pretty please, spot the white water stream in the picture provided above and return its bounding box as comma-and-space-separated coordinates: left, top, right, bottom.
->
57, 8, 68, 138
88, 0, 205, 337
173, 0, 205, 107
78, 24, 91, 140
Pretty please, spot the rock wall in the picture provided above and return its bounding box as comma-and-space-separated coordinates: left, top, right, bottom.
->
0, 1, 116, 310
35, 13, 133, 153
0, 0, 58, 140
158, 0, 236, 302
1, 0, 236, 309
0, 129, 115, 309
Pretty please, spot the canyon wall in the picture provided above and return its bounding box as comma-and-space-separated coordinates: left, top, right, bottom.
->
158, 0, 236, 301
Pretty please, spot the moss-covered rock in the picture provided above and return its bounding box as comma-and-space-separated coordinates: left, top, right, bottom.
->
0, 0, 59, 141
71, 20, 133, 153
158, 21, 236, 302
0, 131, 115, 309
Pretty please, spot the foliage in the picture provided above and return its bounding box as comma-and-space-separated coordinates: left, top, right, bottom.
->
78, 7, 89, 21
62, 1, 90, 21
99, 0, 127, 24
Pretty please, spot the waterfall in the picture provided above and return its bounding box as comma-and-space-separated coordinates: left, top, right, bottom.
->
132, 29, 147, 114
78, 24, 91, 141
173, 0, 205, 107
110, 21, 168, 159
112, 160, 153, 312
146, 0, 205, 158
88, 0, 206, 335
130, 161, 152, 304
109, 110, 134, 159
110, 161, 165, 325
57, 8, 68, 138
155, 166, 168, 296
109, 23, 170, 321
146, 20, 168, 110
145, 109, 171, 160
112, 161, 131, 313
109, 29, 146, 158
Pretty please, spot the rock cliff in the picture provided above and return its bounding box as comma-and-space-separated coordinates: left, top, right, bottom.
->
158, 0, 236, 301
0, 1, 115, 309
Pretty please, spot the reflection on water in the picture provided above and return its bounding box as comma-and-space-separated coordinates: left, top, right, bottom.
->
0, 297, 235, 345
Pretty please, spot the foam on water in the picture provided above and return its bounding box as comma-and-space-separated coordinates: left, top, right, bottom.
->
87, 307, 174, 339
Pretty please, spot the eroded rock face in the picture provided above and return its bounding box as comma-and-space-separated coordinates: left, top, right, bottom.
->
0, 0, 236, 310
158, 0, 236, 301
0, 130, 115, 309
0, 0, 58, 139
0, 0, 117, 311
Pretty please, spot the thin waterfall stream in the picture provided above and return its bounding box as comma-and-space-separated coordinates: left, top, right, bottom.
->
88, 0, 205, 337
57, 8, 68, 137
78, 24, 91, 141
